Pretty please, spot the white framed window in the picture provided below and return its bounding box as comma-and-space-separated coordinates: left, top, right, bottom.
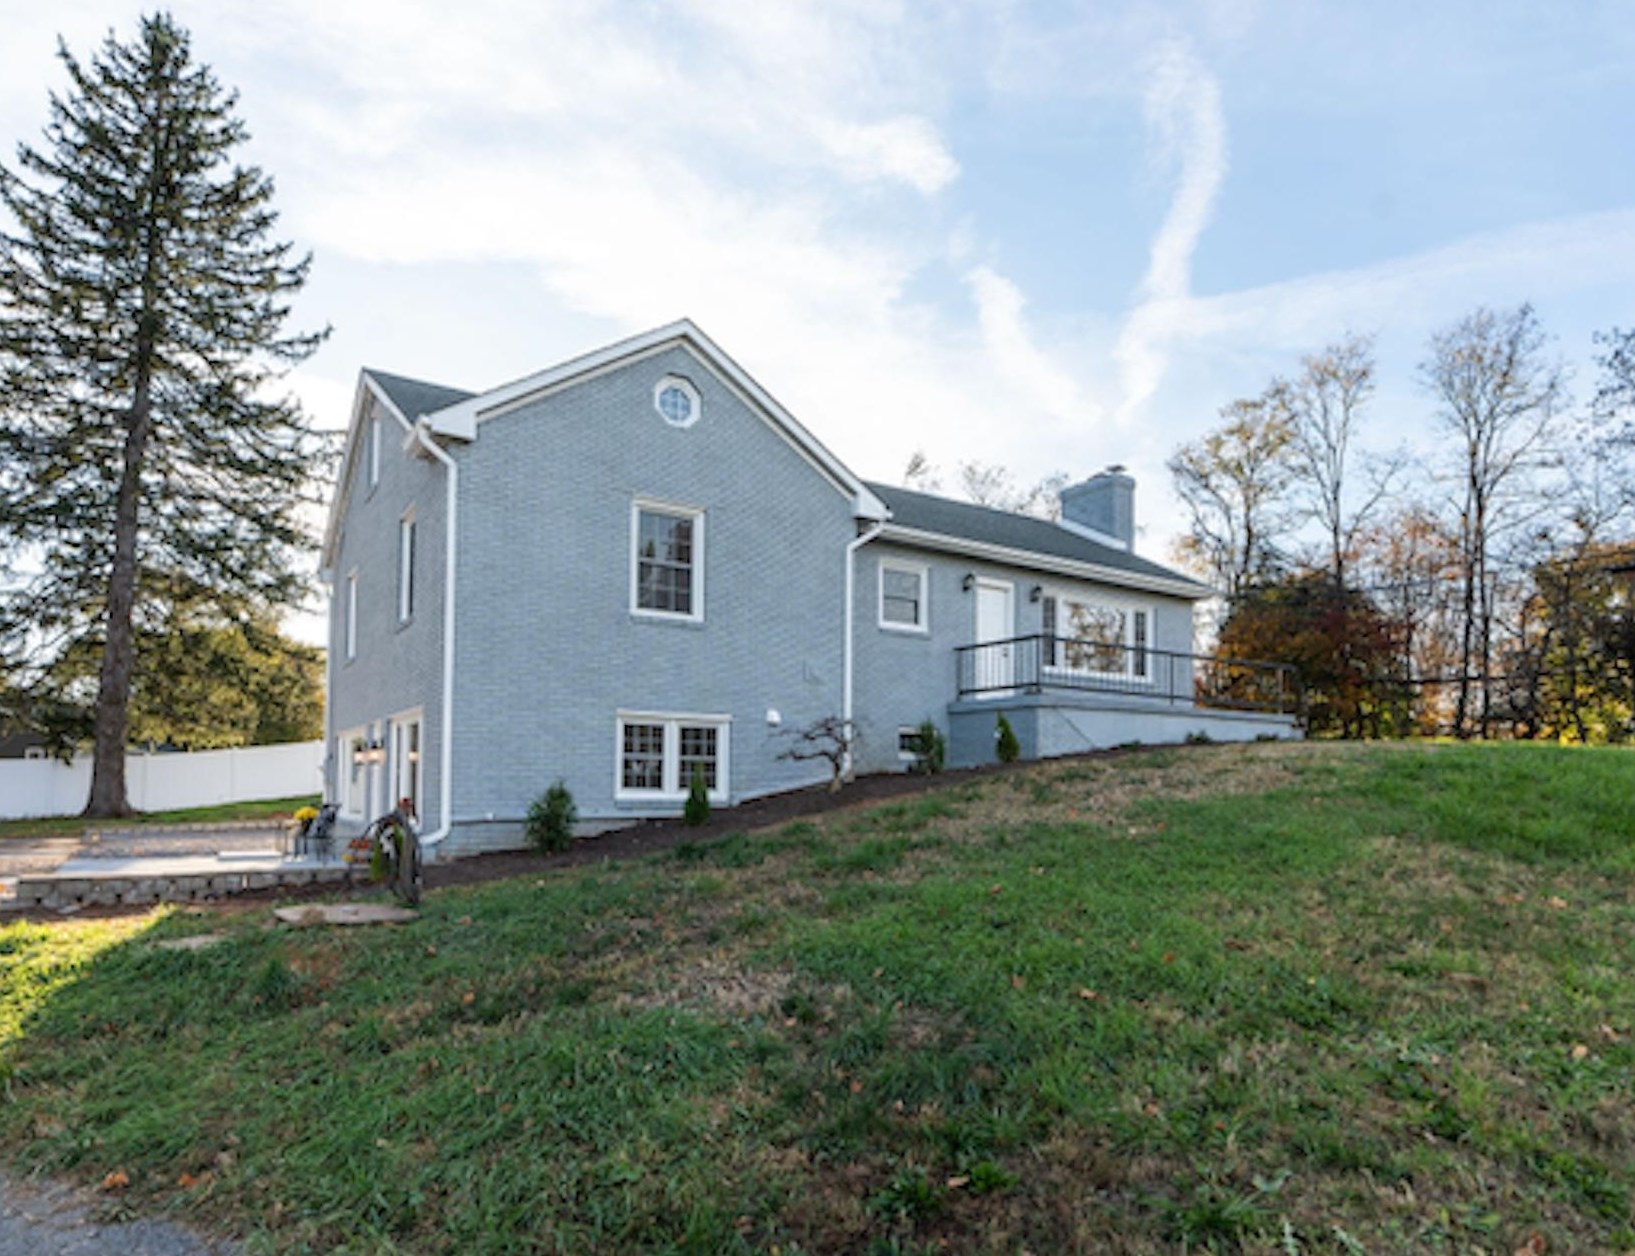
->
615, 711, 730, 802
23, 746, 47, 761
879, 559, 929, 633
653, 375, 701, 428
338, 727, 367, 818
366, 414, 381, 490
398, 510, 416, 624
1042, 591, 1153, 681
897, 727, 920, 762
389, 710, 422, 822
345, 570, 359, 661
631, 499, 704, 621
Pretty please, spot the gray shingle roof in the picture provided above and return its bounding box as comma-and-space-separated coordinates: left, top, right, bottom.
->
366, 369, 475, 421
863, 480, 1208, 593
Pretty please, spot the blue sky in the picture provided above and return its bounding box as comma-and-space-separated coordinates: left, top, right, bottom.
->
3, 0, 1632, 631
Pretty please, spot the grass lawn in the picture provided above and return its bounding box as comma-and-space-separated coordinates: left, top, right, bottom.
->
0, 794, 320, 842
1, 742, 1632, 1254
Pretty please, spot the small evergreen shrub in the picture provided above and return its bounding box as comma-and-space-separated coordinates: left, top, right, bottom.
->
908, 718, 946, 774
526, 781, 577, 853
684, 766, 711, 826
995, 713, 1020, 763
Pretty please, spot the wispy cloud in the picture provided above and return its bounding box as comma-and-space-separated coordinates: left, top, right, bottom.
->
1113, 40, 1229, 423
966, 265, 1089, 422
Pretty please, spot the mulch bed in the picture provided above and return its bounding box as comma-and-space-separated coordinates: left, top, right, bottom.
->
16, 746, 1167, 920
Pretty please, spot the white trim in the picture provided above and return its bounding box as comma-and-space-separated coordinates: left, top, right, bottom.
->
653, 374, 701, 428
614, 710, 731, 803
397, 509, 416, 625
320, 379, 422, 576
842, 521, 885, 780
896, 727, 920, 763
877, 558, 930, 634
1057, 514, 1132, 551
877, 522, 1209, 600
366, 413, 381, 490
344, 569, 359, 662
407, 418, 460, 858
387, 707, 424, 821
417, 320, 888, 521
972, 577, 1016, 696
337, 725, 367, 818
1041, 587, 1156, 684
630, 497, 705, 623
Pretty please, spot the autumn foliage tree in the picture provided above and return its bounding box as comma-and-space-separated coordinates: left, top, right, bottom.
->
1216, 572, 1407, 738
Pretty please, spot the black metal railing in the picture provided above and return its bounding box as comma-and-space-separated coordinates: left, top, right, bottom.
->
954, 634, 1302, 716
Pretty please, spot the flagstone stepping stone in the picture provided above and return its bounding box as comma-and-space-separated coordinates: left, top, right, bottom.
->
152, 933, 228, 951
273, 903, 418, 927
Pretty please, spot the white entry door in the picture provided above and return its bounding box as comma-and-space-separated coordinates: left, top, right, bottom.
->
973, 579, 1015, 695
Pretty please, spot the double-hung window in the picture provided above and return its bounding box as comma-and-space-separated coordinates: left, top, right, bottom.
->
879, 560, 928, 632
631, 500, 703, 620
617, 712, 729, 801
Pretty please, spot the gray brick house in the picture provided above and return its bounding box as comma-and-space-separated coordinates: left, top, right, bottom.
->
321, 321, 1298, 858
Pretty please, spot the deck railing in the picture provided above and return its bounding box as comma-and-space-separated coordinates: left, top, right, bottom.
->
954, 634, 1302, 716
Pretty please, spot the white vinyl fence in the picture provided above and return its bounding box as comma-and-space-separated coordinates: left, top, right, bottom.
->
0, 740, 324, 821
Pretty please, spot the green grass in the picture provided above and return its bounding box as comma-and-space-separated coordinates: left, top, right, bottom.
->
2, 742, 1633, 1253
0, 794, 319, 842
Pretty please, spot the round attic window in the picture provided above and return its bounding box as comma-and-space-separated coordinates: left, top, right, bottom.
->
654, 375, 700, 428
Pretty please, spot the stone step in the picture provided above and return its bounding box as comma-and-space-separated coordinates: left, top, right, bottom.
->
6, 860, 357, 911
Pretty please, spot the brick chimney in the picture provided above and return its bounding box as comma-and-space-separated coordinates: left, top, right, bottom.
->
1059, 466, 1135, 550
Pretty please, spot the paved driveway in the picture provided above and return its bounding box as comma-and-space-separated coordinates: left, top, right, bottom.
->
0, 1171, 238, 1256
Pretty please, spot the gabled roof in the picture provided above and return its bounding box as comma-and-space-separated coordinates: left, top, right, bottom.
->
366, 369, 475, 421
416, 320, 887, 520
864, 481, 1211, 600
320, 322, 890, 578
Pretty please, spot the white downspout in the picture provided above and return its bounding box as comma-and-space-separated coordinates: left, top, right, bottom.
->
411, 419, 458, 860
842, 521, 885, 780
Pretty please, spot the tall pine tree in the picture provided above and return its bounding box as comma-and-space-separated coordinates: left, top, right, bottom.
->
0, 14, 327, 815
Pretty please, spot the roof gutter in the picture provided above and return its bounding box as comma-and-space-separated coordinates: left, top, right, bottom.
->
408, 419, 459, 861
875, 523, 1212, 600
842, 520, 885, 780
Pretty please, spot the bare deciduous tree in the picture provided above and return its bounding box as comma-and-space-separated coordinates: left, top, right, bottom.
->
1279, 333, 1400, 586
774, 716, 856, 792
1168, 393, 1297, 599
1420, 304, 1567, 738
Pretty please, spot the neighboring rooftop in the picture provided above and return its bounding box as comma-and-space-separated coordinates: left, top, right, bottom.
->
865, 480, 1208, 591
366, 369, 475, 422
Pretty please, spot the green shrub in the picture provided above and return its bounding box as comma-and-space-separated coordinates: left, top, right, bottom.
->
684, 766, 711, 826
907, 718, 945, 774
995, 713, 1020, 763
525, 781, 577, 853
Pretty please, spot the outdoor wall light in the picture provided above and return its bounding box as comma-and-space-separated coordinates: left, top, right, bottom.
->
961, 573, 975, 592
1029, 584, 1043, 603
